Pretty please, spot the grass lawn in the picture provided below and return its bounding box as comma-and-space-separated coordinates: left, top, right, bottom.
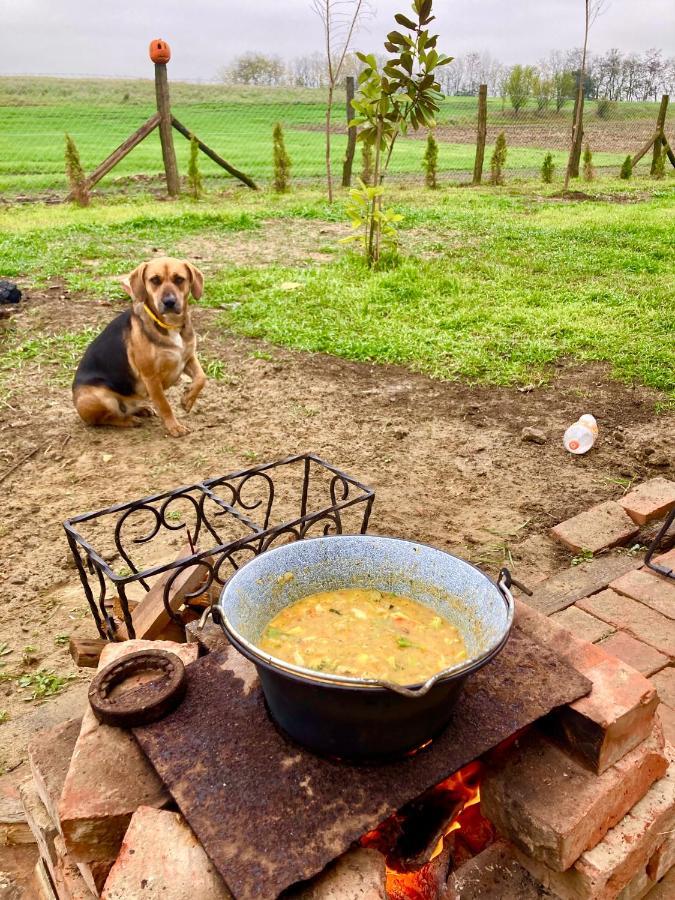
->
0, 77, 651, 194
1, 175, 673, 401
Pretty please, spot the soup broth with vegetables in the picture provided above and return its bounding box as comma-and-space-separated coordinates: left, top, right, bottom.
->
259, 588, 468, 684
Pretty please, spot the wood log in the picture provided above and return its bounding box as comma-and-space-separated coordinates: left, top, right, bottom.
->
171, 116, 258, 189
631, 132, 657, 168
651, 94, 670, 174
341, 76, 357, 188
472, 84, 488, 185
155, 63, 180, 196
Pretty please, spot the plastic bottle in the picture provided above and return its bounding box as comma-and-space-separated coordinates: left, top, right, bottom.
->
563, 414, 598, 455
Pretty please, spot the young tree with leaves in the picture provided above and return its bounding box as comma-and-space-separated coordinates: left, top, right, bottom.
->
187, 136, 203, 199
620, 155, 632, 179
541, 152, 555, 183
505, 65, 535, 114
423, 130, 439, 188
583, 142, 595, 181
345, 0, 452, 265
311, 0, 369, 202
273, 123, 292, 193
65, 134, 89, 207
490, 132, 507, 184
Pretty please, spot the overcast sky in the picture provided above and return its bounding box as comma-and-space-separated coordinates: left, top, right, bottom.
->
2, 0, 673, 79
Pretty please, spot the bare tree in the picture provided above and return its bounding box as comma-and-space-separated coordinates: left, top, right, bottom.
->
564, 1, 609, 192
311, 0, 371, 202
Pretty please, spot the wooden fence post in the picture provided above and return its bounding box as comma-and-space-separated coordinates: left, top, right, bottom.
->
651, 94, 669, 174
342, 76, 357, 188
154, 62, 180, 197
472, 84, 488, 185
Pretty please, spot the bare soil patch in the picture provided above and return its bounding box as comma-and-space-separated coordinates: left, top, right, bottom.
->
0, 287, 672, 770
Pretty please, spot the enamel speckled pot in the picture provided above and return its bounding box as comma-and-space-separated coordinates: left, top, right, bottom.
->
214, 535, 514, 760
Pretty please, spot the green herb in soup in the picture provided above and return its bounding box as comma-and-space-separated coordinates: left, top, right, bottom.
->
259, 588, 467, 684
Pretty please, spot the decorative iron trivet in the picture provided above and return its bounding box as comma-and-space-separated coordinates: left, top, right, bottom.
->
134, 628, 591, 900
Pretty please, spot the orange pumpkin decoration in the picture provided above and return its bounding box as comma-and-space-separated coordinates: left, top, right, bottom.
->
149, 39, 171, 64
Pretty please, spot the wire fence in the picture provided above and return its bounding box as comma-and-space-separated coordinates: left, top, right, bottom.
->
0, 73, 671, 199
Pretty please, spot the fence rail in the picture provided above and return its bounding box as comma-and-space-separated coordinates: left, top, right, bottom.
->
0, 74, 671, 199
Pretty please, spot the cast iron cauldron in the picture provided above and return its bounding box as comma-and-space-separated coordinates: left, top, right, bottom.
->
213, 535, 514, 760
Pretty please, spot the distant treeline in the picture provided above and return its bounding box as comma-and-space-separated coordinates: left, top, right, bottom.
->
221, 48, 674, 104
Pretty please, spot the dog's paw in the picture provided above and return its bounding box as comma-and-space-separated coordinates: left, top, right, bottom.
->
180, 392, 196, 413
166, 420, 190, 438
135, 405, 157, 418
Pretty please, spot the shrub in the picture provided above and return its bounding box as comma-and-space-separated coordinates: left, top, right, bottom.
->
272, 122, 291, 193
541, 152, 555, 184
423, 131, 439, 189
620, 155, 633, 180
652, 143, 666, 179
361, 141, 374, 185
490, 132, 507, 185
596, 98, 616, 119
583, 142, 595, 182
64, 134, 89, 207
187, 135, 203, 199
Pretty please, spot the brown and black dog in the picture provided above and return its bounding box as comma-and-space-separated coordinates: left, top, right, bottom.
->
73, 257, 206, 437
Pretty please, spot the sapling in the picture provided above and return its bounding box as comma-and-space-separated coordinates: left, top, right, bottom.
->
583, 142, 594, 181
620, 154, 632, 180
541, 152, 554, 184
187, 135, 203, 199
273, 122, 292, 193
64, 134, 89, 207
490, 132, 507, 185
423, 130, 439, 188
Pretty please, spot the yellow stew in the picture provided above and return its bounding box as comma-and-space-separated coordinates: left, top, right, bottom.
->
259, 588, 467, 684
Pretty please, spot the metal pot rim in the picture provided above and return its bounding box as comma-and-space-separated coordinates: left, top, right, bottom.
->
217, 535, 514, 696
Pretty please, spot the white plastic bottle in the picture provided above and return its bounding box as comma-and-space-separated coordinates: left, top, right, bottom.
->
563, 414, 598, 455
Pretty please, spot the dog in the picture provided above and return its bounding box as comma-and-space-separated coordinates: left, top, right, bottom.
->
73, 257, 206, 437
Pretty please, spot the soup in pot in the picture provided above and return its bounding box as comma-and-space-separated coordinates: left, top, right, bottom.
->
258, 588, 467, 684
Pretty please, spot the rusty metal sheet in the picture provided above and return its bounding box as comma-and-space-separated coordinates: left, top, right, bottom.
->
134, 626, 590, 900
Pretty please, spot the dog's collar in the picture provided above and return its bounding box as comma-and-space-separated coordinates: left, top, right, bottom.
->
143, 303, 181, 331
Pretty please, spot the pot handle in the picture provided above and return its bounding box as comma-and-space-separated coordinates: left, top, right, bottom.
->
198, 604, 231, 639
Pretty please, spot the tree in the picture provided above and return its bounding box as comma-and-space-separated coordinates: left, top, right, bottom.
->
423, 130, 439, 188
553, 70, 577, 111
620, 155, 632, 179
345, 0, 452, 265
564, 1, 608, 192
582, 142, 594, 181
505, 65, 535, 114
223, 53, 286, 86
187, 136, 203, 199
273, 123, 292, 192
311, 0, 370, 203
541, 152, 555, 183
533, 75, 553, 112
490, 132, 507, 184
64, 134, 89, 206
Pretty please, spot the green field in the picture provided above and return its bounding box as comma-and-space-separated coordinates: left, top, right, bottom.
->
0, 76, 658, 195
1, 176, 673, 400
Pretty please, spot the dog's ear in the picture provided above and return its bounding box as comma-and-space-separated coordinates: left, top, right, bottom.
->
184, 262, 204, 300
119, 275, 132, 298
126, 263, 149, 303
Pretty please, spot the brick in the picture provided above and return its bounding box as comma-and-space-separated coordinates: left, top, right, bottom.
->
644, 866, 675, 900
447, 840, 553, 899
658, 705, 675, 746
516, 601, 657, 773
0, 788, 33, 847
598, 632, 668, 677
511, 744, 675, 900
577, 589, 675, 657
285, 847, 387, 900
651, 668, 675, 708
609, 569, 675, 620
28, 717, 81, 831
54, 835, 96, 899
18, 779, 58, 880
78, 859, 115, 895
652, 546, 675, 574
551, 606, 616, 644
101, 807, 233, 899
551, 502, 640, 555
618, 478, 675, 525
526, 553, 643, 616
33, 859, 57, 900
481, 724, 667, 872
59, 640, 198, 863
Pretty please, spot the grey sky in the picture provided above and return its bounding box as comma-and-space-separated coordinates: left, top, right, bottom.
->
2, 0, 674, 79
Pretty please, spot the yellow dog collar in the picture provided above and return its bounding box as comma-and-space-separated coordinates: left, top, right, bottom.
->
143, 303, 181, 330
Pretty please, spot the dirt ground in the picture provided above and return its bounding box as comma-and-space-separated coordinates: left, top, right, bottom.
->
0, 285, 673, 772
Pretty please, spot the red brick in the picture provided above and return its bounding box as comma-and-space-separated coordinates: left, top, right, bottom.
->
286, 847, 388, 900
645, 865, 675, 899
54, 835, 96, 899
511, 744, 675, 899
653, 546, 675, 572
481, 723, 667, 872
651, 668, 675, 708
577, 588, 675, 657
18, 779, 58, 881
551, 502, 640, 555
101, 807, 233, 899
658, 704, 675, 746
28, 718, 81, 832
447, 841, 546, 899
551, 606, 616, 644
59, 640, 198, 863
609, 568, 675, 620
598, 632, 668, 677
618, 478, 675, 525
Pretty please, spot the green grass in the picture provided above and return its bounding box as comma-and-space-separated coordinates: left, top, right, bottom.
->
0, 76, 654, 195
0, 177, 673, 401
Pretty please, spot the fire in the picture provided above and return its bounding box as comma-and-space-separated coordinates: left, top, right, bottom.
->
361, 760, 495, 900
